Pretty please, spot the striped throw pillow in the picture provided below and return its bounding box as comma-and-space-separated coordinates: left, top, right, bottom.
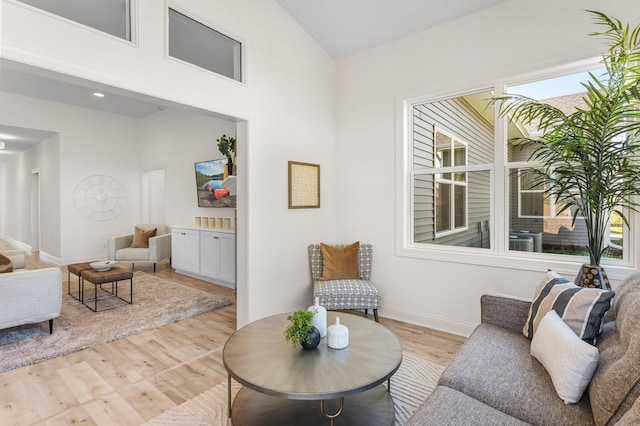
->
523, 270, 615, 344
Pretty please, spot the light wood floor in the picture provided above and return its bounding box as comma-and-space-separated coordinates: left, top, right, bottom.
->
0, 253, 466, 425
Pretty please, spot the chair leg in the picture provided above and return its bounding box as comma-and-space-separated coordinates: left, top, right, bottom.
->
365, 309, 369, 315
374, 309, 379, 322
49, 319, 53, 334
153, 263, 156, 272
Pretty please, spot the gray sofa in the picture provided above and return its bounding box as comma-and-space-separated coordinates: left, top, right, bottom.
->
407, 272, 640, 425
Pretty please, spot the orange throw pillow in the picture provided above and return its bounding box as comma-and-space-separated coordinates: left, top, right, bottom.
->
319, 242, 360, 280
130, 226, 157, 248
0, 253, 14, 273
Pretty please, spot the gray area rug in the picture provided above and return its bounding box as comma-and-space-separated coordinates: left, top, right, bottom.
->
0, 271, 231, 372
145, 351, 445, 426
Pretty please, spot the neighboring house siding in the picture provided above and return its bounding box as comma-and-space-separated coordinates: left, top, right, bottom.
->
509, 144, 588, 250
413, 97, 492, 248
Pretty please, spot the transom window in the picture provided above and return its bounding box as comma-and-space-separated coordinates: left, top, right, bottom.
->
18, 0, 133, 41
168, 8, 243, 83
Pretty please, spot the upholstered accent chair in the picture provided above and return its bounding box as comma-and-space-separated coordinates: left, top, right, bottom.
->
106, 224, 171, 272
308, 243, 381, 322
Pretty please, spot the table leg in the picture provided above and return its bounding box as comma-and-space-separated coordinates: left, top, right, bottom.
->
320, 397, 344, 426
228, 374, 232, 418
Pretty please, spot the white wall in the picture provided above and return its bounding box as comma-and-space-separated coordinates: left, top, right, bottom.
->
0, 91, 143, 263
0, 131, 60, 257
335, 0, 640, 335
0, 0, 337, 326
137, 108, 237, 226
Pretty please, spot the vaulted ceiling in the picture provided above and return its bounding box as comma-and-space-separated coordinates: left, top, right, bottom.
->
0, 0, 509, 160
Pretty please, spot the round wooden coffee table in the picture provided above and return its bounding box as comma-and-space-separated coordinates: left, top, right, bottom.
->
223, 311, 402, 425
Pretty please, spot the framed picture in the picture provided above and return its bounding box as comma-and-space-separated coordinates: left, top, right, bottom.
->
195, 158, 236, 208
288, 161, 320, 208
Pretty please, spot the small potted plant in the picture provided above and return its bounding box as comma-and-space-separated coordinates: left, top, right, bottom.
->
217, 134, 236, 177
284, 310, 320, 349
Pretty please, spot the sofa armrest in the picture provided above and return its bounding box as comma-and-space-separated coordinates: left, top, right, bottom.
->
0, 268, 62, 330
148, 233, 171, 262
1, 249, 26, 269
481, 293, 532, 333
106, 234, 133, 260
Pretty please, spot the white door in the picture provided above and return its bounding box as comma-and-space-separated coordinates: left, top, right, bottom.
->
142, 168, 165, 224
30, 169, 40, 252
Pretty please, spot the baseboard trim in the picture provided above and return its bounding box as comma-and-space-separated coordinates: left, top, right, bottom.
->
1, 236, 31, 253
39, 251, 61, 266
381, 304, 476, 337
174, 269, 236, 289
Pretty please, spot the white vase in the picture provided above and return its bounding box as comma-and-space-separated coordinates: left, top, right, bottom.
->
308, 297, 327, 338
327, 316, 349, 349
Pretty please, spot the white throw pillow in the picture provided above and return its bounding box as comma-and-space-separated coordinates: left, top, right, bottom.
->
531, 310, 600, 404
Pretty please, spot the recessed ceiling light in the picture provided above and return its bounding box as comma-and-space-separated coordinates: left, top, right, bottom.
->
93, 92, 105, 98
0, 141, 5, 149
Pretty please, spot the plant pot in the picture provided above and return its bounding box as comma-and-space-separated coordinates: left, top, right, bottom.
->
227, 157, 234, 177
300, 326, 321, 349
575, 264, 611, 290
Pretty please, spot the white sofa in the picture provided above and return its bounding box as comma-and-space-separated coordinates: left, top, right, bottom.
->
0, 263, 62, 334
106, 224, 172, 272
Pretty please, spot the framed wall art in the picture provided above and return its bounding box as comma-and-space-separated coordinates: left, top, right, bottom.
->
288, 161, 320, 209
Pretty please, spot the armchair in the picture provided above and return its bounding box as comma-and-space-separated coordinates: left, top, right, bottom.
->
106, 224, 171, 272
308, 243, 381, 322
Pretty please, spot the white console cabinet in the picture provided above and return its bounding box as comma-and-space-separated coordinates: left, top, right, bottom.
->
171, 228, 200, 275
171, 226, 236, 288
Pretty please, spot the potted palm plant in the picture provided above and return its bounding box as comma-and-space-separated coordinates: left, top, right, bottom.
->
492, 11, 640, 289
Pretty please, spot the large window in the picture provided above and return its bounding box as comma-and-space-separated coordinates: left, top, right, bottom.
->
411, 91, 493, 249
168, 8, 243, 82
18, 0, 133, 41
404, 65, 630, 268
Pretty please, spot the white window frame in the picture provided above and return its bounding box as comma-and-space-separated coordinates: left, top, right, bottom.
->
395, 58, 637, 282
167, 5, 245, 85
516, 168, 573, 219
433, 128, 468, 237
14, 0, 138, 44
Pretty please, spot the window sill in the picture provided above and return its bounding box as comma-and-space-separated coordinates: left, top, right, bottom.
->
396, 244, 634, 283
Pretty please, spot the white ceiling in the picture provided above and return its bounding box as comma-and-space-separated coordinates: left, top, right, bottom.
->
0, 0, 509, 160
276, 0, 509, 58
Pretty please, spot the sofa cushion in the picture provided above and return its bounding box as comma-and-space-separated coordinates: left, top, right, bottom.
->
319, 242, 360, 280
523, 270, 614, 344
405, 386, 531, 426
439, 323, 595, 425
589, 272, 640, 425
130, 226, 157, 248
531, 310, 599, 404
115, 247, 150, 261
0, 253, 13, 273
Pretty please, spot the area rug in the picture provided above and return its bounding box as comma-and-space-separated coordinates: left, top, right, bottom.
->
0, 271, 232, 372
145, 352, 445, 426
